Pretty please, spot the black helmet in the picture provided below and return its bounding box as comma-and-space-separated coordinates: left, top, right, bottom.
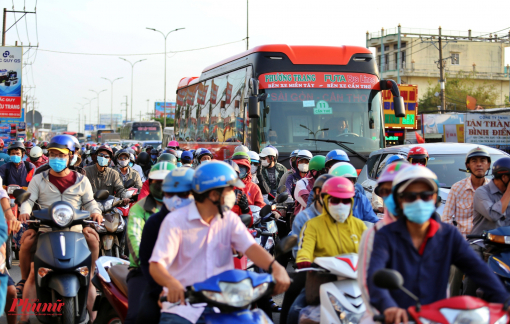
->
115, 148, 130, 160
492, 157, 510, 179
136, 151, 150, 166
7, 141, 25, 154
313, 174, 335, 190
164, 148, 178, 157
465, 147, 491, 166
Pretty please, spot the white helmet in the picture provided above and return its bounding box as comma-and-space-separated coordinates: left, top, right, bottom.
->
259, 147, 277, 158
234, 145, 249, 153
392, 165, 438, 194
296, 150, 313, 162
30, 146, 43, 159
247, 151, 260, 163
176, 150, 183, 158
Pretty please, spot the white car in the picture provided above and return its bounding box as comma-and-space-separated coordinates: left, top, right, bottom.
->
358, 143, 509, 216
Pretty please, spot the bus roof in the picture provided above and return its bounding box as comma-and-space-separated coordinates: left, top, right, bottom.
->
202, 44, 372, 73
177, 76, 199, 89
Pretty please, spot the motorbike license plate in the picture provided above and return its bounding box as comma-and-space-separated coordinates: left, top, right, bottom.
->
265, 220, 277, 234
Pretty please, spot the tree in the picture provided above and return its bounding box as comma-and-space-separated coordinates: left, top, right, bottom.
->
154, 117, 174, 128
418, 72, 501, 112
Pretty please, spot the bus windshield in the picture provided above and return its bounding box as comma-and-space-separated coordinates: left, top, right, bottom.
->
131, 126, 161, 141
261, 88, 383, 153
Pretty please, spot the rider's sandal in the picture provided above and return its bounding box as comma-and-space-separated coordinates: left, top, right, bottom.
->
270, 300, 282, 313
15, 279, 26, 298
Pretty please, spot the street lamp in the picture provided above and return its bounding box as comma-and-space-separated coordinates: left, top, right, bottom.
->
119, 57, 146, 122
74, 106, 85, 133
83, 97, 96, 130
89, 89, 107, 125
101, 77, 123, 130
146, 27, 185, 129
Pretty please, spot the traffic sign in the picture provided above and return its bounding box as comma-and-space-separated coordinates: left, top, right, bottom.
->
96, 124, 106, 130
84, 124, 94, 131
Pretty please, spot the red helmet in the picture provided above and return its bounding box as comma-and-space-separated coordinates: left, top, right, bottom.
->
321, 177, 355, 199
97, 145, 113, 159
408, 146, 429, 165
0, 139, 4, 147
25, 141, 34, 149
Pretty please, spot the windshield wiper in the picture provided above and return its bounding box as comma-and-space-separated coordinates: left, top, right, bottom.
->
304, 138, 368, 162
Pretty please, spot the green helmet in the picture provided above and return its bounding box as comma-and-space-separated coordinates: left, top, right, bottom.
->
231, 151, 251, 163
158, 153, 177, 165
149, 162, 176, 180
329, 162, 357, 178
309, 155, 326, 171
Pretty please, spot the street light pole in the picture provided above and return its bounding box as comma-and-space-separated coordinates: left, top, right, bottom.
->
83, 97, 96, 131
74, 106, 85, 133
119, 58, 146, 122
146, 27, 185, 129
101, 77, 123, 130
89, 89, 107, 125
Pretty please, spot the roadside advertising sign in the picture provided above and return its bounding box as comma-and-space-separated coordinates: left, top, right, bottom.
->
443, 124, 465, 143
154, 102, 176, 119
465, 113, 510, 145
422, 113, 465, 134
0, 47, 22, 119
382, 84, 418, 129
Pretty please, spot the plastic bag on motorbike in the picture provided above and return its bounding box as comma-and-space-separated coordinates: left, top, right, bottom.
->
299, 305, 320, 324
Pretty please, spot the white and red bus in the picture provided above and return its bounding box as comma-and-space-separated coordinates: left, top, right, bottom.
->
174, 45, 405, 168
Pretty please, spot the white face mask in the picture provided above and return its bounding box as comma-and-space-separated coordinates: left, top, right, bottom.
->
70, 154, 78, 166
298, 164, 309, 173
251, 165, 258, 174
118, 160, 129, 167
261, 160, 269, 167
221, 191, 236, 212
163, 195, 194, 212
329, 203, 351, 223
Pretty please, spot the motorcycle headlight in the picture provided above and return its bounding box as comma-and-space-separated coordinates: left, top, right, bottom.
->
76, 266, 89, 277
327, 292, 364, 323
202, 279, 269, 308
52, 205, 74, 227
439, 307, 489, 324
7, 185, 20, 195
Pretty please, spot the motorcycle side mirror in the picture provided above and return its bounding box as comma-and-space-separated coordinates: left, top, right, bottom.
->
372, 269, 404, 290
240, 214, 252, 227
276, 192, 289, 203
260, 205, 272, 218
274, 235, 298, 259
124, 179, 135, 188
14, 189, 31, 206
277, 185, 287, 194
94, 190, 110, 201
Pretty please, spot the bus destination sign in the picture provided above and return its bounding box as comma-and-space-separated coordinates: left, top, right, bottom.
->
258, 72, 379, 90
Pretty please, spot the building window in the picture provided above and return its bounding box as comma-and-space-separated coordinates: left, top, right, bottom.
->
401, 42, 406, 48
384, 45, 389, 51
451, 53, 459, 65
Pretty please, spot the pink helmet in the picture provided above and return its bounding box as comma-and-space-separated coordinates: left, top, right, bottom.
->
377, 161, 411, 184
321, 177, 355, 199
168, 140, 179, 148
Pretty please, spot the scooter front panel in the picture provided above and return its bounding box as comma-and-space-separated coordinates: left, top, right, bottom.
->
204, 308, 272, 324
319, 281, 365, 324
314, 254, 358, 279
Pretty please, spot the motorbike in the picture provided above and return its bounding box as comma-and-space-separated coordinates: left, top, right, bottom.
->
113, 179, 139, 257
16, 190, 95, 324
4, 184, 28, 269
295, 254, 365, 324
372, 268, 508, 324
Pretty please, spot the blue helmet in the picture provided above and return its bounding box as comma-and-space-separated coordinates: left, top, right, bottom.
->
192, 161, 245, 193
181, 151, 193, 163
326, 149, 349, 165
48, 135, 76, 153
163, 167, 195, 193
196, 148, 213, 161
386, 154, 406, 165
290, 149, 299, 158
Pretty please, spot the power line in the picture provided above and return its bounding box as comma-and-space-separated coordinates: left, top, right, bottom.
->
11, 1, 22, 42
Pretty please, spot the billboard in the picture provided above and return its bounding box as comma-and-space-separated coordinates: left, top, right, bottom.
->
382, 84, 418, 129
155, 102, 175, 119
0, 47, 22, 119
100, 114, 122, 125
51, 124, 68, 132
465, 113, 510, 145
422, 113, 465, 134
96, 124, 106, 130
84, 124, 94, 131
0, 107, 25, 124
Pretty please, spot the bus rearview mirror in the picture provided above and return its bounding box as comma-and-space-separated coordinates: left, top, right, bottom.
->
248, 96, 260, 118
393, 96, 406, 118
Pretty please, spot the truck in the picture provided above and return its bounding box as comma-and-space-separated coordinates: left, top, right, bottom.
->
100, 133, 121, 144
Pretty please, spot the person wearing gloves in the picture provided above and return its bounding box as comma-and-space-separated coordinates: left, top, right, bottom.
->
288, 177, 367, 324
294, 155, 327, 215
232, 152, 265, 208
286, 150, 312, 199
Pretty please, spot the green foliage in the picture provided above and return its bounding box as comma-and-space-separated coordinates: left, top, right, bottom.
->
418, 72, 501, 112
154, 117, 174, 127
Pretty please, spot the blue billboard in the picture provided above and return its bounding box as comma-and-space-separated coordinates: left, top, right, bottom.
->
85, 124, 94, 131
96, 124, 106, 130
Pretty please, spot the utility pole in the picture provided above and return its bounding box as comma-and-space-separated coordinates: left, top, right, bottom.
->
122, 95, 128, 122
246, 0, 249, 50
90, 89, 107, 125
438, 26, 446, 112
380, 28, 384, 74
2, 8, 36, 46
397, 24, 401, 84
101, 77, 123, 130
2, 8, 6, 46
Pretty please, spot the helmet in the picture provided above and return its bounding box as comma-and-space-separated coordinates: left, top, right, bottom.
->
234, 145, 249, 154
321, 177, 355, 199
96, 145, 113, 159
313, 174, 335, 190
175, 150, 183, 159
329, 162, 357, 178
129, 153, 136, 163
192, 160, 245, 193
146, 145, 154, 151
148, 162, 177, 180
392, 165, 438, 194
0, 139, 4, 147
165, 148, 178, 157
465, 147, 491, 165
247, 151, 260, 164
126, 148, 136, 156
136, 151, 150, 166
112, 147, 118, 155
25, 142, 34, 149
492, 157, 510, 179
181, 151, 193, 163
296, 150, 313, 163
377, 161, 411, 184
196, 149, 213, 162
266, 145, 279, 159
158, 153, 177, 165
48, 135, 76, 153
7, 141, 26, 154
30, 146, 43, 159
408, 146, 429, 164
40, 141, 49, 149
162, 167, 195, 193
309, 155, 326, 172
167, 140, 179, 148
224, 159, 241, 174
325, 149, 350, 166
290, 149, 299, 159
259, 147, 277, 158
115, 148, 130, 160
386, 154, 407, 165
232, 152, 250, 163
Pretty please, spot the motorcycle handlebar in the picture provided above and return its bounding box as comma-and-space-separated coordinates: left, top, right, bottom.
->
373, 315, 385, 322
466, 234, 483, 239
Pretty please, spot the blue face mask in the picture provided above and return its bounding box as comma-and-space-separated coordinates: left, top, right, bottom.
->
177, 162, 182, 167
49, 157, 68, 173
10, 155, 21, 163
383, 195, 397, 216
403, 199, 436, 224
151, 154, 158, 160
129, 162, 134, 167
97, 156, 109, 167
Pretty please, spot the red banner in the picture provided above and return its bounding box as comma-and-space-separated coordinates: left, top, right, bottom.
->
176, 89, 186, 106
0, 96, 22, 118
210, 81, 219, 104
186, 85, 197, 105
225, 82, 233, 104
197, 83, 209, 105
258, 72, 379, 90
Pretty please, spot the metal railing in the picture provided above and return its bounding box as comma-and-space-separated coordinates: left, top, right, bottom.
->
369, 27, 494, 39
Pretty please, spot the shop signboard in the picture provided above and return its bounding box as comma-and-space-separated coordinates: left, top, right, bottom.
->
382, 84, 418, 129
423, 113, 465, 134
0, 47, 22, 119
465, 113, 510, 145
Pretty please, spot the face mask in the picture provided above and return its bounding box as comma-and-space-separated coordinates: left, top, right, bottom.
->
129, 162, 134, 167
118, 160, 129, 167
328, 203, 351, 223
221, 191, 236, 212
251, 165, 258, 174
163, 195, 194, 212
97, 156, 109, 167
261, 160, 269, 167
239, 166, 248, 179
70, 154, 78, 166
151, 154, 158, 160
298, 164, 309, 173
403, 200, 436, 224
10, 155, 21, 163
49, 157, 68, 173
201, 160, 210, 165
150, 182, 164, 202
383, 195, 398, 216
177, 162, 182, 167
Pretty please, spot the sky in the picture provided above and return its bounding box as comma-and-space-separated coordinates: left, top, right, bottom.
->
4, 0, 510, 131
